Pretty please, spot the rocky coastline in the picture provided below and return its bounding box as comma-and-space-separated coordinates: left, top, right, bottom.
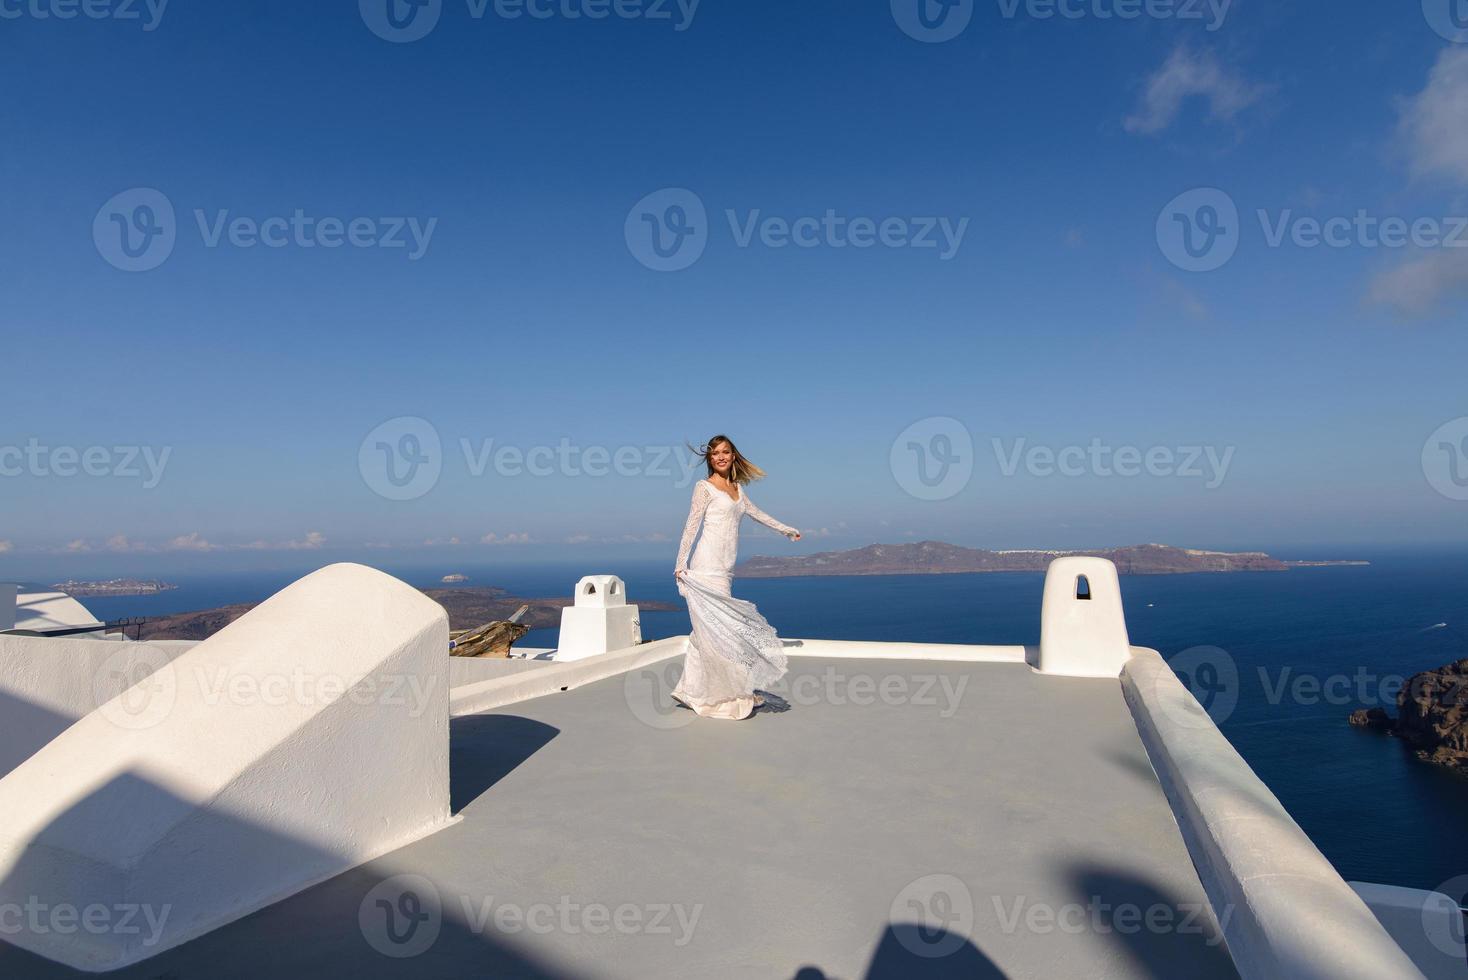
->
1349, 658, 1468, 773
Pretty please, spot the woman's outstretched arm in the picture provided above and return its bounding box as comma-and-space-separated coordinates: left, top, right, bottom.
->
674, 481, 712, 572
743, 490, 800, 540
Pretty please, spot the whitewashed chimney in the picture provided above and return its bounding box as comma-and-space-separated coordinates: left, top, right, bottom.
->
555, 575, 641, 662
1038, 557, 1133, 677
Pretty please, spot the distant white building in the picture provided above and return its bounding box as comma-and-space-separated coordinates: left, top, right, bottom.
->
1, 583, 107, 637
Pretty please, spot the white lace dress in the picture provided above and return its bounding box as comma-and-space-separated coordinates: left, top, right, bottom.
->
672, 479, 799, 720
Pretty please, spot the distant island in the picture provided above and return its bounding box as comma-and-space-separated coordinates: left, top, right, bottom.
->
734, 542, 1368, 578
54, 579, 178, 597
130, 585, 678, 642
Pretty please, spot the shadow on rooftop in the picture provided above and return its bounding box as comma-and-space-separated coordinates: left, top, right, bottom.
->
864, 924, 1009, 978
793, 923, 1008, 979
1066, 863, 1239, 979
449, 713, 560, 814
0, 769, 571, 979
1100, 744, 1165, 786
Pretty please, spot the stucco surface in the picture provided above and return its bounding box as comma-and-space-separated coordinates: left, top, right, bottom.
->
3, 656, 1237, 979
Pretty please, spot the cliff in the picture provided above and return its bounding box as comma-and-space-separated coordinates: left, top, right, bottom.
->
1349, 658, 1468, 773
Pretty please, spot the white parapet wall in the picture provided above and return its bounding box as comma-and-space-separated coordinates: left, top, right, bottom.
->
0, 563, 453, 973
1122, 649, 1426, 979
778, 638, 1031, 664
555, 574, 641, 662
453, 634, 686, 717
1038, 556, 1135, 677
448, 655, 552, 687
0, 635, 199, 778
1349, 882, 1468, 980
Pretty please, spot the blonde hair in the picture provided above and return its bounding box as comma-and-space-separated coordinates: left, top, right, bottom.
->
685, 434, 766, 485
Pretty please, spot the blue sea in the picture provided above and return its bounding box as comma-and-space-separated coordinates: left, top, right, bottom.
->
79, 553, 1468, 901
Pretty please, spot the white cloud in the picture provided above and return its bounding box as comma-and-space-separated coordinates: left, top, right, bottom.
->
566, 533, 592, 544
1124, 46, 1269, 135
1400, 48, 1468, 186
285, 531, 326, 550
48, 532, 324, 554
481, 532, 531, 545
240, 532, 326, 551
592, 532, 674, 544
1367, 248, 1468, 316
1363, 50, 1468, 316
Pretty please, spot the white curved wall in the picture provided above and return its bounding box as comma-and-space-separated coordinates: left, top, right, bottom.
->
0, 635, 198, 778
12, 588, 104, 634
0, 563, 452, 973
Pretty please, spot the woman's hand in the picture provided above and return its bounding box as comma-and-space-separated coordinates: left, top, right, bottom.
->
674, 568, 687, 581
786, 529, 801, 542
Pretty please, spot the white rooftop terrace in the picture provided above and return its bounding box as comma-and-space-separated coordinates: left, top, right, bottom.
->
0, 561, 1460, 978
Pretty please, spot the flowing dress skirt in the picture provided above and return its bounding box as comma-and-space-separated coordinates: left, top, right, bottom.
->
673, 568, 789, 720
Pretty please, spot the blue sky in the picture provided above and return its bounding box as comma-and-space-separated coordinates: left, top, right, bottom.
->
4, 0, 1468, 576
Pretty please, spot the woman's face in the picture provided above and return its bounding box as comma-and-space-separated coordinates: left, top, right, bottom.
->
710, 443, 733, 474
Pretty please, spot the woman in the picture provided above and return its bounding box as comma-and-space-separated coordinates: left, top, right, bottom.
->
672, 435, 802, 720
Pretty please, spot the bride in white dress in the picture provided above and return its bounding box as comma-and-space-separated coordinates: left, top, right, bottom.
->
672, 435, 802, 720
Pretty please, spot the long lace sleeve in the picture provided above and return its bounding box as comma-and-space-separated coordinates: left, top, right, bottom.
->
675, 481, 712, 572
742, 490, 797, 538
